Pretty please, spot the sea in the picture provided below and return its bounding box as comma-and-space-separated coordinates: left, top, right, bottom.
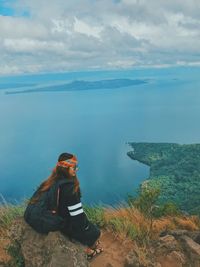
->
0, 66, 200, 206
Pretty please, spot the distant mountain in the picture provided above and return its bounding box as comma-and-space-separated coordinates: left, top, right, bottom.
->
0, 83, 36, 90
5, 79, 147, 94
127, 142, 200, 214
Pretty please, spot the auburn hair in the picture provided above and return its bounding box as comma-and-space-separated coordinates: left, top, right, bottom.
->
29, 153, 80, 204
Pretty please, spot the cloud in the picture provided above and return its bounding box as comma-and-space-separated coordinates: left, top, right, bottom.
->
0, 0, 200, 75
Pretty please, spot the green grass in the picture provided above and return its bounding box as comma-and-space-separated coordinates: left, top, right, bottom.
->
84, 204, 147, 243
108, 217, 137, 239
84, 204, 138, 240
0, 195, 26, 267
84, 205, 106, 227
0, 195, 26, 229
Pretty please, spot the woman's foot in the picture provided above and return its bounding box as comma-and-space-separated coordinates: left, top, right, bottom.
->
94, 240, 101, 248
86, 246, 103, 260
92, 240, 103, 251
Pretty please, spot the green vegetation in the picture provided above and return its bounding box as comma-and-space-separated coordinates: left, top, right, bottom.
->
84, 186, 198, 245
0, 197, 25, 267
84, 205, 105, 228
6, 242, 25, 267
0, 196, 25, 229
127, 142, 200, 214
128, 185, 180, 218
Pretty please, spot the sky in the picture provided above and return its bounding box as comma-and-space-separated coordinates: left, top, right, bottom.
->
0, 0, 200, 75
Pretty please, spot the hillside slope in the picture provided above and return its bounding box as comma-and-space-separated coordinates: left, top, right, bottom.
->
127, 142, 200, 214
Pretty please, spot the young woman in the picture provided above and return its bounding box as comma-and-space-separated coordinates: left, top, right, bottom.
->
24, 152, 103, 260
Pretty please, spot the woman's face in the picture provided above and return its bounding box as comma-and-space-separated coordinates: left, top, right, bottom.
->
68, 166, 78, 177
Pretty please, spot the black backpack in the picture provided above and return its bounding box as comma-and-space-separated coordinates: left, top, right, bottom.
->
24, 179, 69, 234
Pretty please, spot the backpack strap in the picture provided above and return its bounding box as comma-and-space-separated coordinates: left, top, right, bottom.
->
50, 179, 73, 214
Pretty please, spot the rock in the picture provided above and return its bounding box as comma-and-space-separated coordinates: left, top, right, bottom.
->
180, 235, 200, 256
8, 218, 88, 267
159, 235, 177, 243
157, 235, 180, 254
179, 235, 200, 266
162, 230, 188, 238
161, 230, 200, 243
166, 251, 186, 266
158, 230, 200, 266
186, 231, 200, 244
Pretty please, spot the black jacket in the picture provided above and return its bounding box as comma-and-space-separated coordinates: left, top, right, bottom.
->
57, 178, 89, 233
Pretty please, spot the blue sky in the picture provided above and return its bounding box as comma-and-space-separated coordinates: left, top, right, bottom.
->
0, 0, 200, 75
0, 0, 29, 17
0, 0, 15, 16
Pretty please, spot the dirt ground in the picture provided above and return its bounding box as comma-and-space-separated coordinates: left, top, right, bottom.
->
89, 230, 184, 267
89, 230, 134, 267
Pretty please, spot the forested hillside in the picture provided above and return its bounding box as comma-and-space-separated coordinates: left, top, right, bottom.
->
127, 143, 200, 214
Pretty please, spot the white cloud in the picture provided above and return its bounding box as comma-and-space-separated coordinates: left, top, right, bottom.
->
3, 38, 65, 53
74, 18, 103, 39
0, 16, 48, 39
0, 0, 200, 75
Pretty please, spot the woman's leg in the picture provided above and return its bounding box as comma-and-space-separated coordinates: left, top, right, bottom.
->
71, 222, 100, 246
71, 222, 103, 260
85, 233, 103, 260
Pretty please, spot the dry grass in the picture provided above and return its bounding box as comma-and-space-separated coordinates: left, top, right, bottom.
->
190, 215, 200, 228
152, 215, 200, 237
104, 206, 152, 244
133, 243, 153, 267
105, 205, 148, 227
102, 205, 200, 243
152, 217, 176, 233
173, 216, 199, 231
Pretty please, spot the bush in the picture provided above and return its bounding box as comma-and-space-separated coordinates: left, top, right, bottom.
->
129, 186, 161, 219
153, 202, 180, 218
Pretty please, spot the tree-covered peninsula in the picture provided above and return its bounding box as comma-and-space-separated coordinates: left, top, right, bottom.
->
127, 142, 200, 214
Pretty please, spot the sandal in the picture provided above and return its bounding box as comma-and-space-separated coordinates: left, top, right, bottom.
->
86, 247, 103, 260
95, 240, 101, 247
93, 240, 103, 251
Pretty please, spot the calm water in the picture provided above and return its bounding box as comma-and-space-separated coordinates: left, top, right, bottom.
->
0, 67, 200, 205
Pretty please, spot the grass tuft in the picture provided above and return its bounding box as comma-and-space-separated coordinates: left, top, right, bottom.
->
0, 195, 25, 229
84, 205, 106, 227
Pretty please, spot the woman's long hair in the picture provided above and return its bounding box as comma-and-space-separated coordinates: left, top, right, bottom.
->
29, 153, 80, 204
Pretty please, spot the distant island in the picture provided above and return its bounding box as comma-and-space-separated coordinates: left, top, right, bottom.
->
0, 83, 36, 90
5, 78, 148, 94
127, 142, 200, 214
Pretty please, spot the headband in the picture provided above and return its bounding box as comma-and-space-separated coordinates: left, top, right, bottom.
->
56, 155, 78, 169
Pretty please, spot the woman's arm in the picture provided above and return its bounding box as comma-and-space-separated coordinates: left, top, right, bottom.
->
58, 183, 89, 231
